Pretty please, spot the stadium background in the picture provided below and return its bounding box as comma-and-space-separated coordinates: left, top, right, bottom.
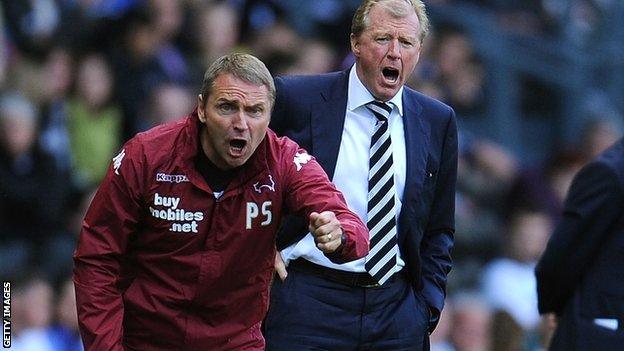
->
1, 0, 623, 350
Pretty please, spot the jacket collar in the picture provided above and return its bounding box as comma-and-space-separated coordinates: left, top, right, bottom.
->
311, 71, 349, 179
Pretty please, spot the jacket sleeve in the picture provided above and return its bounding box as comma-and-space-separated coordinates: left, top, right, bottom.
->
73, 139, 145, 350
535, 161, 624, 315
420, 110, 457, 328
282, 146, 369, 263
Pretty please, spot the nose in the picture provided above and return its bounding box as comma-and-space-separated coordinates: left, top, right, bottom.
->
232, 111, 249, 131
387, 39, 401, 59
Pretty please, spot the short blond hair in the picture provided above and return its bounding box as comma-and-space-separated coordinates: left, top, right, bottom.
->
351, 0, 429, 42
200, 53, 276, 108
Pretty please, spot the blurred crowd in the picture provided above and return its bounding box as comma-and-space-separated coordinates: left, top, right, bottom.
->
1, 0, 622, 350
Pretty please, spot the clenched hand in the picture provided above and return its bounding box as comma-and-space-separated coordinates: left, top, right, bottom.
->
309, 211, 344, 253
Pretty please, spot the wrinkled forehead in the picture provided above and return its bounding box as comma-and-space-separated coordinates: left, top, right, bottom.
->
209, 74, 271, 104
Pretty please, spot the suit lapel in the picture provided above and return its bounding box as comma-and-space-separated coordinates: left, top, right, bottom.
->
311, 72, 349, 179
399, 93, 429, 243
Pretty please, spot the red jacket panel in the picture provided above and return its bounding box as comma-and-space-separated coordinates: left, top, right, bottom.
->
73, 112, 368, 350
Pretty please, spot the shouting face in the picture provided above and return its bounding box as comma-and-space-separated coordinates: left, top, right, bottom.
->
197, 73, 271, 170
351, 1, 422, 101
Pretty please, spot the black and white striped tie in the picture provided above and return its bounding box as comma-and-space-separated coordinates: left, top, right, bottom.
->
364, 101, 398, 285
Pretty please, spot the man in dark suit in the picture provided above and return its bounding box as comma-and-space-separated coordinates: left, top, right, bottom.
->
536, 138, 624, 350
263, 0, 457, 349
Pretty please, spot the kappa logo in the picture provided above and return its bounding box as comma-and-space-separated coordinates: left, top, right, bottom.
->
156, 173, 189, 183
112, 149, 125, 175
253, 175, 275, 193
293, 151, 312, 171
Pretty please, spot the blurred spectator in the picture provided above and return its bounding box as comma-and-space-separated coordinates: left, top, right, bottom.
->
250, 21, 300, 62
191, 2, 241, 67
236, 0, 286, 42
506, 147, 585, 223
110, 8, 166, 138
48, 278, 83, 351
0, 92, 71, 279
489, 0, 556, 35
579, 117, 623, 163
283, 38, 337, 75
38, 46, 73, 171
481, 209, 552, 331
449, 291, 492, 351
534, 313, 558, 351
67, 53, 122, 187
147, 0, 191, 85
445, 60, 485, 116
67, 187, 98, 238
0, 6, 9, 87
148, 0, 184, 43
1, 0, 61, 59
490, 310, 524, 351
144, 83, 194, 127
435, 29, 486, 117
453, 137, 519, 269
56, 0, 140, 54
280, 0, 359, 53
262, 50, 299, 76
430, 300, 455, 351
10, 275, 55, 351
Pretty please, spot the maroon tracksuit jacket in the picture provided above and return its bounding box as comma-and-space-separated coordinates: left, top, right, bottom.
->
73, 111, 369, 350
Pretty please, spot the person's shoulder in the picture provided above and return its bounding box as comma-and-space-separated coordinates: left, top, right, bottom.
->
404, 85, 454, 116
265, 129, 313, 164
265, 129, 299, 152
124, 117, 188, 160
592, 138, 624, 183
569, 139, 624, 198
275, 71, 347, 95
276, 70, 346, 85
597, 138, 624, 167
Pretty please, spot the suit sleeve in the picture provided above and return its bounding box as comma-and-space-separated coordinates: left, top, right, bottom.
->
270, 76, 318, 250
535, 161, 624, 315
282, 146, 369, 263
73, 139, 145, 350
420, 110, 457, 325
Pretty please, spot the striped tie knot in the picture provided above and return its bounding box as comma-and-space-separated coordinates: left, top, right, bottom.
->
366, 101, 392, 122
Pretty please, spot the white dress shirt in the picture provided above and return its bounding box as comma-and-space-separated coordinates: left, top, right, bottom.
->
281, 65, 406, 272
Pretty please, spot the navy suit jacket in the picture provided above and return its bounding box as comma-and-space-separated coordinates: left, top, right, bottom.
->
536, 138, 624, 350
270, 70, 457, 318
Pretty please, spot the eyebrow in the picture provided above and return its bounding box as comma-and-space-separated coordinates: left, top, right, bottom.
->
215, 98, 266, 109
246, 103, 266, 110
215, 98, 238, 104
371, 30, 417, 40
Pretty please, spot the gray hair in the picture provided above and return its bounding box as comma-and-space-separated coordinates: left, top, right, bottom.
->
351, 0, 430, 42
200, 53, 275, 108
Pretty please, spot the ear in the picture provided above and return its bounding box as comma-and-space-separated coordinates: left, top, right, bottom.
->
197, 94, 206, 123
414, 41, 423, 64
350, 33, 360, 57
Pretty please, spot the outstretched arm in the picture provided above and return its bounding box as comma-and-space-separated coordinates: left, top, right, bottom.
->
283, 147, 369, 263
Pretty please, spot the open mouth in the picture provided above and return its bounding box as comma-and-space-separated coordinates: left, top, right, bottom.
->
382, 67, 399, 83
229, 139, 247, 153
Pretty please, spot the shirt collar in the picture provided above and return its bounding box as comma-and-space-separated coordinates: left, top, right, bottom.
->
347, 63, 404, 117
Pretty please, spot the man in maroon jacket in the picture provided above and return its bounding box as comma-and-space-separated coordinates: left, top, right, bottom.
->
73, 53, 369, 351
